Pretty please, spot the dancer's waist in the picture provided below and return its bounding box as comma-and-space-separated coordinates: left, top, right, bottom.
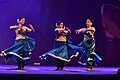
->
55, 36, 66, 42
16, 35, 26, 40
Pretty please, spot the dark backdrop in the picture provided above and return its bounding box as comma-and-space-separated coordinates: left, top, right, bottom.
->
0, 0, 120, 66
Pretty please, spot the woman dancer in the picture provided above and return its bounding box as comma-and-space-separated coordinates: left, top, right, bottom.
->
0, 17, 35, 70
76, 19, 102, 71
40, 21, 83, 71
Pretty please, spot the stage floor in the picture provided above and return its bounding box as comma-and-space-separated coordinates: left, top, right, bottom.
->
0, 65, 118, 75
0, 65, 119, 80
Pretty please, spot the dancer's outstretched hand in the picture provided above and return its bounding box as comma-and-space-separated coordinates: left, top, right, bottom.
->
29, 24, 35, 32
75, 29, 80, 34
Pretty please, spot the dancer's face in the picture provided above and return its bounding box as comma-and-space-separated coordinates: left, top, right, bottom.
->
19, 18, 25, 25
86, 19, 92, 27
58, 22, 63, 28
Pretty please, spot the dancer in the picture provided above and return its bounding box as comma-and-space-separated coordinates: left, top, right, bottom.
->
40, 20, 83, 71
0, 17, 35, 70
76, 19, 102, 71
